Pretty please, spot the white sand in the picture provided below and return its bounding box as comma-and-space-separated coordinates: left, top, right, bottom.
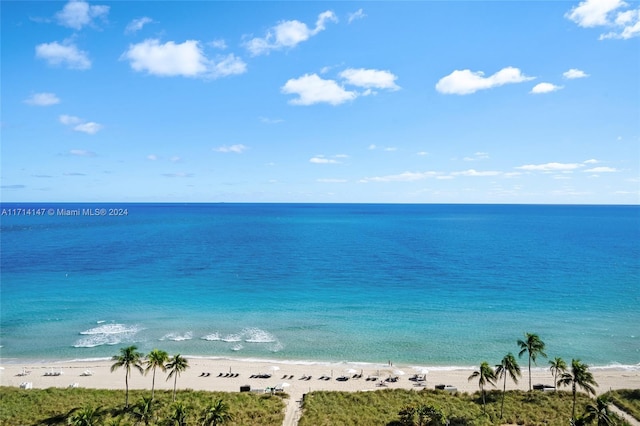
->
2, 358, 638, 395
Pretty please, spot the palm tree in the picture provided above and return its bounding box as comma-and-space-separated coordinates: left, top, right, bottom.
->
583, 395, 613, 426
495, 353, 521, 418
110, 345, 144, 408
166, 354, 189, 402
201, 399, 234, 426
517, 332, 547, 391
130, 396, 155, 426
67, 405, 103, 426
145, 348, 169, 400
557, 359, 598, 421
468, 361, 496, 414
167, 401, 190, 426
549, 357, 567, 392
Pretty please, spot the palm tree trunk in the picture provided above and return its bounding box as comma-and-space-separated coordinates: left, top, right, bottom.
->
481, 384, 486, 414
528, 355, 532, 391
173, 374, 178, 401
125, 372, 129, 408
151, 367, 156, 400
572, 383, 577, 420
500, 374, 506, 418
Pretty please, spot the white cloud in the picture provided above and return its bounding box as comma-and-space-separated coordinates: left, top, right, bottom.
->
566, 0, 640, 39
360, 171, 440, 183
259, 116, 284, 124
566, 0, 626, 27
59, 114, 102, 134
210, 39, 227, 49
282, 74, 357, 106
339, 68, 400, 90
600, 8, 640, 39
583, 158, 599, 164
348, 9, 366, 24
125, 17, 153, 34
368, 144, 377, 150
214, 144, 248, 153
244, 10, 337, 56
563, 68, 590, 79
59, 114, 82, 125
584, 166, 618, 172
147, 154, 158, 160
463, 152, 490, 161
451, 169, 502, 177
55, 0, 109, 30
310, 156, 338, 164
122, 39, 247, 79
36, 41, 91, 70
435, 66, 534, 95
69, 149, 96, 157
24, 92, 60, 106
211, 53, 247, 77
74, 122, 102, 134
417, 151, 429, 156
530, 82, 564, 94
516, 162, 583, 171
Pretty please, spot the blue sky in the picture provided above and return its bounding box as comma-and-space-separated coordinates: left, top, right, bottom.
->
2, 0, 639, 204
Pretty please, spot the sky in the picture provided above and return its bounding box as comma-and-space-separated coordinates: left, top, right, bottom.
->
1, 0, 639, 204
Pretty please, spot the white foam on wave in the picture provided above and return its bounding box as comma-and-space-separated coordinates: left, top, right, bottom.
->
243, 328, 277, 343
231, 344, 243, 351
201, 333, 221, 341
74, 323, 142, 348
221, 333, 242, 343
160, 332, 193, 342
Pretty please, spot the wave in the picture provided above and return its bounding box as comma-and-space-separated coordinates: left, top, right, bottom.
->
243, 328, 277, 343
201, 332, 221, 341
160, 332, 193, 342
74, 323, 142, 348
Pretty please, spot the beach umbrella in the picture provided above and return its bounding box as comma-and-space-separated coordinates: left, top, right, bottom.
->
346, 368, 357, 374
270, 366, 280, 371
393, 369, 406, 376
280, 382, 290, 388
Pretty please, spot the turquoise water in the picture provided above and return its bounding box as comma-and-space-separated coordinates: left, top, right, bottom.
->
1, 203, 638, 368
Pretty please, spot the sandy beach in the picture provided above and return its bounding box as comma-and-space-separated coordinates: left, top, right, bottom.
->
2, 358, 638, 395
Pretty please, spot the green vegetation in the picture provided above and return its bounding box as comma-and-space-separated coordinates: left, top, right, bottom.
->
0, 387, 285, 426
605, 389, 640, 421
298, 388, 624, 426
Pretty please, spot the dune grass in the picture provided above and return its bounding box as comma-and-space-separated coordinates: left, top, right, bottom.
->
0, 386, 285, 426
605, 389, 640, 421
298, 388, 607, 426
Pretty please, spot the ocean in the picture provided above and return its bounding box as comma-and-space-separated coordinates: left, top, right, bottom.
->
1, 203, 638, 370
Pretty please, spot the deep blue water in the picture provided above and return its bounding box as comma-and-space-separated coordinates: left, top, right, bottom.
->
1, 203, 638, 367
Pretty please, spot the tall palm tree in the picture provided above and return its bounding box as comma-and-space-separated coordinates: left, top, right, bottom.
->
495, 353, 521, 418
166, 354, 189, 401
145, 348, 169, 400
110, 345, 144, 408
67, 405, 103, 426
468, 361, 496, 414
557, 359, 598, 421
517, 332, 547, 391
549, 357, 567, 392
583, 395, 613, 426
201, 399, 234, 426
